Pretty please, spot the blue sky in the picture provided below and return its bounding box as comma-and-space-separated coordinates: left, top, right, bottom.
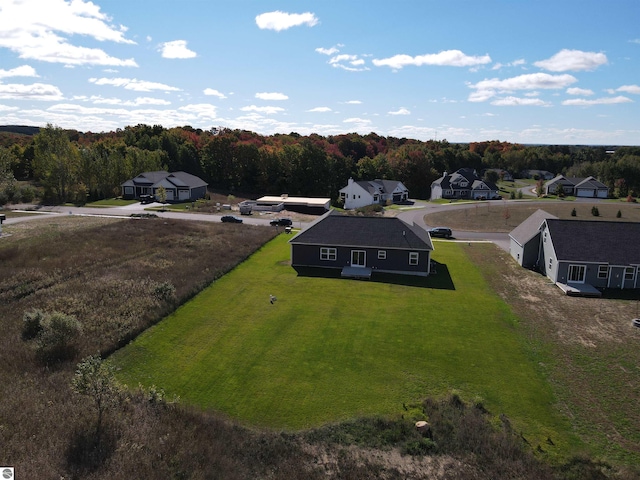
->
0, 0, 639, 144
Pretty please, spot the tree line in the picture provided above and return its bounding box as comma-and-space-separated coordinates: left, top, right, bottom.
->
0, 124, 639, 204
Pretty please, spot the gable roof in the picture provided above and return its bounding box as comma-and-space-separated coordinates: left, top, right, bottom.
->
122, 171, 207, 189
509, 209, 558, 246
545, 219, 640, 265
432, 168, 497, 191
342, 179, 407, 196
290, 212, 433, 251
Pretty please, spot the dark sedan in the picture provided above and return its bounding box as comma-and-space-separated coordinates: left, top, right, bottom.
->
221, 215, 243, 223
428, 227, 452, 238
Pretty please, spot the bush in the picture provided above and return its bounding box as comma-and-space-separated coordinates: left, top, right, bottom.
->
22, 309, 46, 340
404, 437, 438, 456
35, 312, 83, 363
591, 206, 600, 217
571, 208, 577, 217
616, 210, 622, 218
153, 281, 176, 302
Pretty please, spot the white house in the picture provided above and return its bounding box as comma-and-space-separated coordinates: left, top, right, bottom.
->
338, 178, 409, 210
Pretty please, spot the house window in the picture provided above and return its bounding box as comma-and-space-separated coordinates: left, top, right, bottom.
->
568, 264, 586, 283
624, 267, 635, 280
548, 258, 553, 269
598, 265, 608, 279
409, 252, 419, 266
320, 247, 337, 261
378, 250, 386, 260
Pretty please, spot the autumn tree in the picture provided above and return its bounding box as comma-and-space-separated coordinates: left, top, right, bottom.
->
33, 124, 80, 202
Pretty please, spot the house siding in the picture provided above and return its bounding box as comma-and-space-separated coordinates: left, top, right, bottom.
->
291, 244, 430, 276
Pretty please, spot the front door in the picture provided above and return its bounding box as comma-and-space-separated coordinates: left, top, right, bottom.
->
351, 250, 366, 268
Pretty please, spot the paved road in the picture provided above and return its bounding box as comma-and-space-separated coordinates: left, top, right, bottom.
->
3, 197, 608, 252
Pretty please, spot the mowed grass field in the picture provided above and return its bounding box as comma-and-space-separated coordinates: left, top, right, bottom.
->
112, 234, 576, 455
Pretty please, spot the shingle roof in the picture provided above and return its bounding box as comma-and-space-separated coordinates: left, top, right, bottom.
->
509, 209, 558, 246
546, 219, 640, 265
290, 213, 433, 251
124, 171, 207, 188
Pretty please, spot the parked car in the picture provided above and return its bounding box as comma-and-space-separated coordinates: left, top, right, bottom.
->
633, 319, 640, 328
221, 215, 243, 223
428, 227, 452, 238
139, 194, 155, 204
270, 218, 292, 227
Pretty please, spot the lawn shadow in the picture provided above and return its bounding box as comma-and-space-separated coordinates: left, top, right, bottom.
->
293, 261, 455, 290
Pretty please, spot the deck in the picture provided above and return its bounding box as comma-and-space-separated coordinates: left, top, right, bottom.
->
556, 282, 602, 297
341, 266, 372, 280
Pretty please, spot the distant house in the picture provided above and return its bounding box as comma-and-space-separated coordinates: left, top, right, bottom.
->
338, 178, 409, 210
289, 211, 434, 279
544, 175, 609, 198
121, 171, 208, 202
521, 169, 555, 180
484, 168, 514, 182
430, 168, 500, 200
509, 210, 640, 295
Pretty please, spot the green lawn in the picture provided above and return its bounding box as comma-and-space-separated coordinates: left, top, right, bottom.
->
112, 235, 577, 457
85, 198, 138, 207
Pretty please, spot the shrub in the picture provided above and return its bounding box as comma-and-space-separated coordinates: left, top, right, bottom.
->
154, 281, 176, 302
404, 437, 438, 456
22, 309, 46, 340
591, 206, 600, 217
509, 191, 516, 200
35, 312, 83, 363
626, 194, 636, 203
616, 210, 622, 218
571, 208, 577, 217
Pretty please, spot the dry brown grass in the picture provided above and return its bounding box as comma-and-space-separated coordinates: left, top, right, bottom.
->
424, 202, 640, 232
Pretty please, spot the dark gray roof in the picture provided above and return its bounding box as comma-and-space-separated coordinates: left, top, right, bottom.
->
352, 179, 406, 196
123, 171, 207, 188
290, 212, 433, 251
509, 209, 558, 246
546, 219, 640, 265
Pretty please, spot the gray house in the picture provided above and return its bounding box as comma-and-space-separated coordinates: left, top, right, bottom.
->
431, 168, 500, 200
509, 209, 558, 267
510, 211, 640, 295
289, 211, 434, 278
544, 175, 609, 198
121, 171, 208, 202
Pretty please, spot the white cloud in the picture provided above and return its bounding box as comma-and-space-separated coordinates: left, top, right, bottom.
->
0, 0, 137, 66
611, 85, 640, 95
240, 105, 285, 115
0, 65, 39, 79
87, 96, 171, 106
255, 11, 318, 31
89, 77, 181, 92
389, 108, 411, 115
491, 96, 551, 106
468, 73, 577, 102
0, 82, 64, 101
492, 59, 526, 70
315, 46, 340, 56
159, 40, 197, 59
326, 53, 369, 72
255, 92, 288, 101
373, 50, 491, 69
562, 96, 632, 106
0, 104, 19, 112
566, 87, 594, 96
534, 49, 608, 72
345, 100, 362, 105
307, 107, 332, 112
203, 88, 227, 99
